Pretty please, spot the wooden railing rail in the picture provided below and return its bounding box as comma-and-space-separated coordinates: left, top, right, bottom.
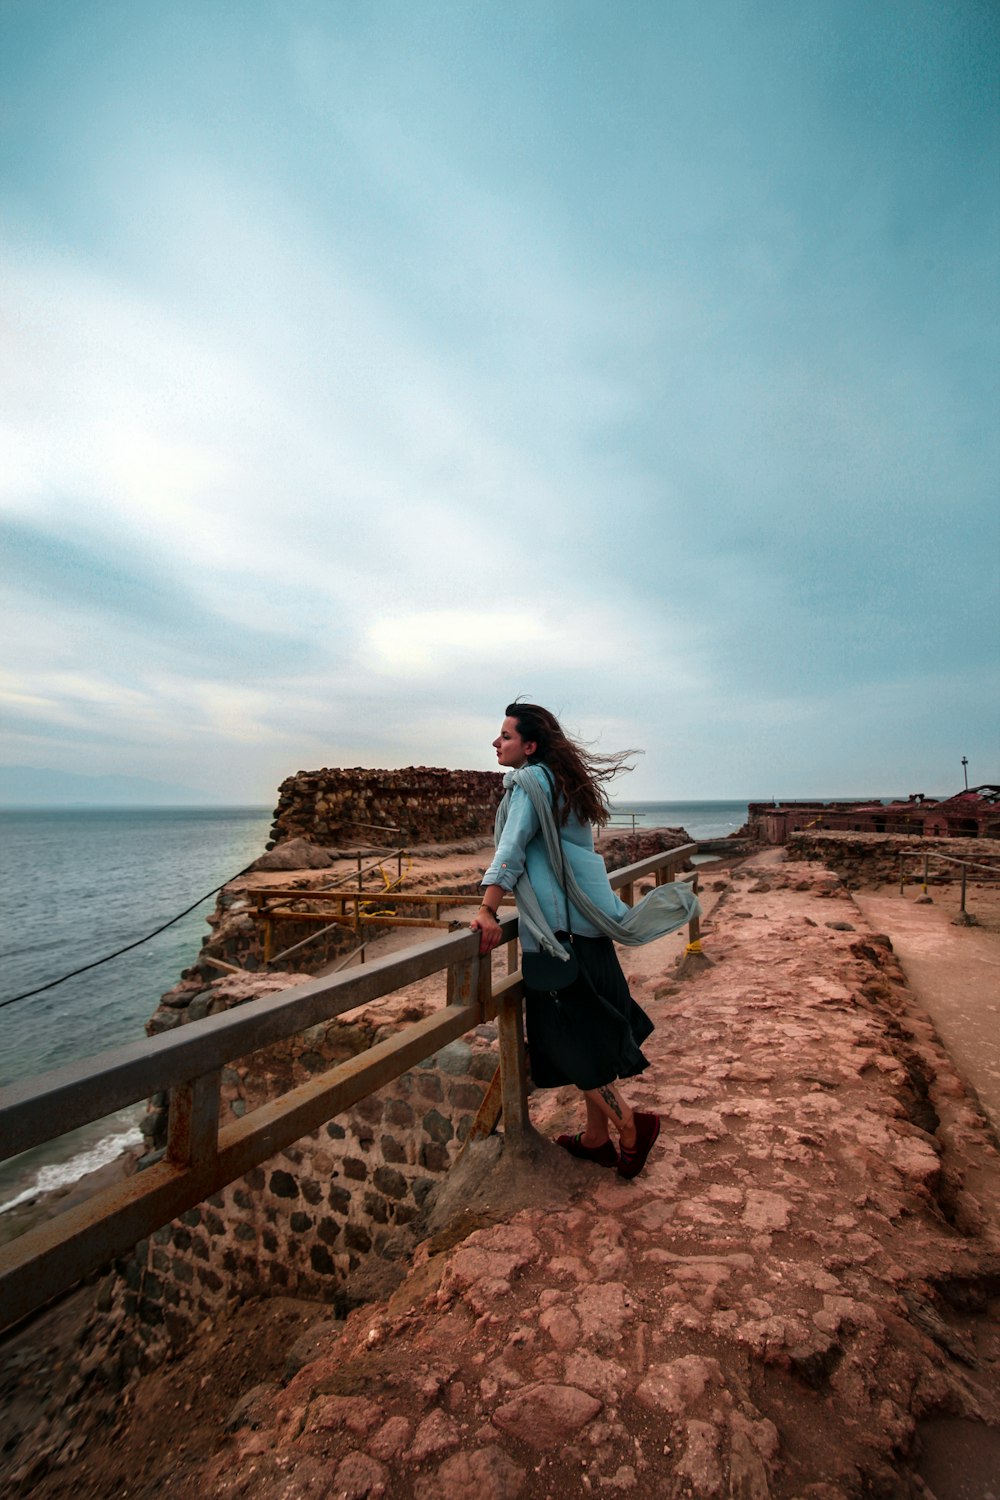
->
607, 842, 696, 907
0, 843, 702, 1331
249, 888, 514, 910
0, 923, 500, 1330
246, 865, 508, 959
0, 929, 507, 1163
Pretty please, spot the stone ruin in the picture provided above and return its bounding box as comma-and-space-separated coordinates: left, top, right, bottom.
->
785, 830, 1000, 890
268, 766, 505, 848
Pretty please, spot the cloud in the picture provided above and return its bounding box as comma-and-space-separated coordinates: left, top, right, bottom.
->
362, 602, 704, 684
0, 3, 996, 801
0, 513, 326, 676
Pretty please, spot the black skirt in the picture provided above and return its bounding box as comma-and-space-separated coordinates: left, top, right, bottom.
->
523, 932, 654, 1091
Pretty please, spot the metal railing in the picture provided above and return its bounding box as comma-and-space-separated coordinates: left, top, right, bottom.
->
603, 812, 641, 834
899, 849, 1000, 920
0, 843, 698, 1331
248, 886, 515, 963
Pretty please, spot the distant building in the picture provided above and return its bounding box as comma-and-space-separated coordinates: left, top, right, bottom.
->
748, 786, 1000, 844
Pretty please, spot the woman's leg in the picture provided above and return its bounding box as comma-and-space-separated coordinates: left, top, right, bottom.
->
585, 1083, 662, 1178
582, 1083, 637, 1150
567, 1083, 660, 1176
577, 1094, 613, 1148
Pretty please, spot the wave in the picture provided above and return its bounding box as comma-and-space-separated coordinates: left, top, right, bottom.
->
0, 1121, 144, 1216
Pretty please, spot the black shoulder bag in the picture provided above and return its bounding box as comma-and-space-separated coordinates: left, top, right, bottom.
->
520, 788, 580, 993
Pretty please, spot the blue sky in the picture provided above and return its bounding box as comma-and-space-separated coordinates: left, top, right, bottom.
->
1, 0, 997, 802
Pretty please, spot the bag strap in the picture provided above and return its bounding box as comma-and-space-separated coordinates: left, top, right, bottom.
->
547, 776, 573, 940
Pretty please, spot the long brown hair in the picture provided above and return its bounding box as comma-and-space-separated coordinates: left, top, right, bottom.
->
505, 700, 638, 827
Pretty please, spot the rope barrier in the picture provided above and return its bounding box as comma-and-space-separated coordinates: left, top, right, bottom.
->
377, 854, 411, 892
0, 860, 260, 1011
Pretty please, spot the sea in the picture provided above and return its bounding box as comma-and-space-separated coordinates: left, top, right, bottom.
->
606, 799, 748, 844
0, 806, 274, 1216
0, 798, 747, 1215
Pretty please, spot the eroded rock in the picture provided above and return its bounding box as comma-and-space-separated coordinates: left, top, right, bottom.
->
492, 1383, 602, 1447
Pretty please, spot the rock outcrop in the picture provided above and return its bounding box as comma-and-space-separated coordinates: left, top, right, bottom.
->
253, 838, 334, 871
182, 858, 1000, 1499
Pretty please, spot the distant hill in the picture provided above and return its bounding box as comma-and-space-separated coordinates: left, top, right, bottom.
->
0, 765, 224, 807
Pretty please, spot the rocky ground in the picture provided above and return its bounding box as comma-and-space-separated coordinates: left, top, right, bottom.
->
4, 851, 1000, 1499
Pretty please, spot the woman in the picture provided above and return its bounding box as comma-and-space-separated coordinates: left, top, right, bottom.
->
471, 702, 699, 1180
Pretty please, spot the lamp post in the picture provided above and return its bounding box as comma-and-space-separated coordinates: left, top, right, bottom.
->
961, 756, 969, 791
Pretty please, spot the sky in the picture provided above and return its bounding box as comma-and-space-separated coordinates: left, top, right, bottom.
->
1, 0, 997, 804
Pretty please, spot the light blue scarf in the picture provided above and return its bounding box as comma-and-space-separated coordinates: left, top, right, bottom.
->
497, 766, 700, 961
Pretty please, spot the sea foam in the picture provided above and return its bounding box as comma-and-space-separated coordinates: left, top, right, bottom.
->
0, 1122, 144, 1216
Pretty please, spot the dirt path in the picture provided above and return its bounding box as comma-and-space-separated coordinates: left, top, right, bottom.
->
854, 888, 1000, 1132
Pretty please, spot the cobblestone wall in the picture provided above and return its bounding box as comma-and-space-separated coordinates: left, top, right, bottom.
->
269, 767, 504, 846
112, 1008, 497, 1362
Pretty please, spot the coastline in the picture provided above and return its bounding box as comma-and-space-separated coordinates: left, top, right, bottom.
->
0, 1141, 143, 1250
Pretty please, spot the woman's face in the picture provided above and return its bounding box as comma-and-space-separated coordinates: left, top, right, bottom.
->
493, 715, 537, 768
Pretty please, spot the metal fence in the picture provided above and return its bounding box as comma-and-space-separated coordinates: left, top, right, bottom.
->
0, 843, 699, 1331
899, 849, 1000, 920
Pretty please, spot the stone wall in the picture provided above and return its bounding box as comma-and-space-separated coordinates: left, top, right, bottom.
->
112, 995, 497, 1364
269, 767, 504, 847
786, 830, 1000, 888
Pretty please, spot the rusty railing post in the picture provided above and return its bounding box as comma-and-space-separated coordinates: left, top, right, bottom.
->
447, 951, 476, 1013
167, 1069, 222, 1167
674, 866, 712, 977
477, 950, 493, 1022
448, 942, 495, 1025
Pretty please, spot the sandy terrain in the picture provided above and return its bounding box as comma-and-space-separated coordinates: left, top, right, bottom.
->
855, 884, 1000, 1132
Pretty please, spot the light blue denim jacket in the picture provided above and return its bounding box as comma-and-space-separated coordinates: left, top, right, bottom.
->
481, 764, 628, 951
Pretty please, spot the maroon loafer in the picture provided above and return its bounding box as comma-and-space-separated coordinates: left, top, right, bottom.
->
556, 1132, 619, 1169
617, 1111, 662, 1179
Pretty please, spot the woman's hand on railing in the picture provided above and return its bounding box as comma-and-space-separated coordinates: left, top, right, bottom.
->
471, 909, 503, 956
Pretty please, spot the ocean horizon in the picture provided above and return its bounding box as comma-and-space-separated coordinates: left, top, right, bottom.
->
0, 798, 751, 1213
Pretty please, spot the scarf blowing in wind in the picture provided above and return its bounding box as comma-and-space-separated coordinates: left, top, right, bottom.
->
496, 766, 701, 963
